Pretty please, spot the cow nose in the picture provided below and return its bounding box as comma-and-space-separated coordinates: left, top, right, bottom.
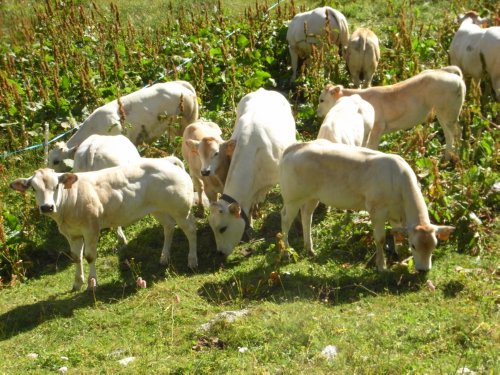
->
40, 204, 54, 213
201, 169, 210, 177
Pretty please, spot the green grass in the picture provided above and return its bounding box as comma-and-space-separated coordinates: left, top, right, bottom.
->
1, 0, 499, 373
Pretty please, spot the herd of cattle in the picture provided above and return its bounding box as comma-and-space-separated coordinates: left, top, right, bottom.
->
9, 7, 499, 291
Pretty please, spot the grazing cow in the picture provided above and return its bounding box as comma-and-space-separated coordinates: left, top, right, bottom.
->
280, 140, 455, 271
10, 159, 197, 291
317, 67, 466, 160
287, 6, 349, 82
182, 120, 225, 205
48, 80, 199, 171
345, 28, 380, 88
207, 88, 296, 256
73, 134, 141, 245
317, 94, 375, 147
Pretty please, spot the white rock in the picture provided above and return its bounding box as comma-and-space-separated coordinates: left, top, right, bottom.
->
198, 309, 250, 331
457, 367, 477, 375
238, 347, 248, 353
58, 366, 68, 374
321, 345, 338, 361
26, 353, 38, 359
118, 357, 136, 366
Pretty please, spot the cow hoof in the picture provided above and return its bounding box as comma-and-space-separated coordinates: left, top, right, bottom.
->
72, 280, 84, 291
159, 255, 170, 266
188, 258, 198, 269
87, 277, 97, 292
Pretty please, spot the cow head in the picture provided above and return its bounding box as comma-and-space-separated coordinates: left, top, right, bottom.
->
47, 141, 77, 172
317, 84, 344, 117
10, 168, 79, 215
457, 11, 491, 27
392, 224, 455, 271
208, 199, 246, 256
190, 138, 235, 178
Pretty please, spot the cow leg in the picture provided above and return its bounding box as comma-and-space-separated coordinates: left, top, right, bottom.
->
368, 208, 388, 271
281, 202, 301, 251
175, 213, 198, 269
301, 199, 319, 255
116, 226, 128, 246
437, 115, 460, 161
83, 231, 99, 291
193, 176, 204, 207
66, 236, 85, 291
365, 122, 384, 150
289, 47, 299, 82
154, 213, 176, 266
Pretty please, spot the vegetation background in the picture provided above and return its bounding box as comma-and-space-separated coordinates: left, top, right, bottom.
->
0, 0, 498, 373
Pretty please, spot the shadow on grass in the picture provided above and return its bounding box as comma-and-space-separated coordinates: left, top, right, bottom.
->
198, 251, 429, 307
0, 280, 137, 341
116, 221, 240, 286
199, 207, 428, 306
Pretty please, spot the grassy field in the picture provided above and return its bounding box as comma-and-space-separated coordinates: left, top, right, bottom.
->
0, 0, 499, 373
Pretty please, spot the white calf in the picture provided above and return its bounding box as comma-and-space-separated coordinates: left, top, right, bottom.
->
280, 140, 455, 271
11, 159, 197, 291
73, 134, 141, 244
208, 88, 296, 256
287, 6, 349, 82
317, 94, 374, 146
182, 120, 225, 205
48, 80, 199, 171
345, 28, 380, 88
317, 67, 466, 160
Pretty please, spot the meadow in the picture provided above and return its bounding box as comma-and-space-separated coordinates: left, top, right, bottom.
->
0, 0, 499, 373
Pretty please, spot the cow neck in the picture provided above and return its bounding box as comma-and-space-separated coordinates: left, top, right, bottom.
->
401, 172, 431, 229
220, 193, 250, 233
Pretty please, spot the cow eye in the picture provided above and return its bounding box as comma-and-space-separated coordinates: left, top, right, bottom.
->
320, 99, 324, 103
411, 244, 416, 250
219, 226, 227, 234
214, 152, 219, 157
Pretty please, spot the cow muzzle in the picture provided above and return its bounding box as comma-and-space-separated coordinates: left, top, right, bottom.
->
40, 204, 55, 213
201, 169, 211, 177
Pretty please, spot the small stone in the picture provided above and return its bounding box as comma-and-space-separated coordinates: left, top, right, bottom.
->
118, 357, 136, 366
321, 345, 338, 361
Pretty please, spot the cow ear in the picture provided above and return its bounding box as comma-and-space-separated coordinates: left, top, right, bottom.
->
67, 145, 78, 158
10, 178, 30, 193
228, 202, 241, 218
435, 225, 455, 241
332, 85, 343, 98
391, 227, 407, 243
59, 173, 78, 189
185, 139, 200, 154
225, 140, 236, 157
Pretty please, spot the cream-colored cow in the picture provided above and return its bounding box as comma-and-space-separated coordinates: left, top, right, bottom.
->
280, 140, 455, 271
48, 81, 199, 171
11, 159, 197, 291
182, 120, 225, 206
317, 67, 466, 160
287, 6, 349, 82
207, 88, 296, 256
317, 94, 374, 147
345, 28, 380, 88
